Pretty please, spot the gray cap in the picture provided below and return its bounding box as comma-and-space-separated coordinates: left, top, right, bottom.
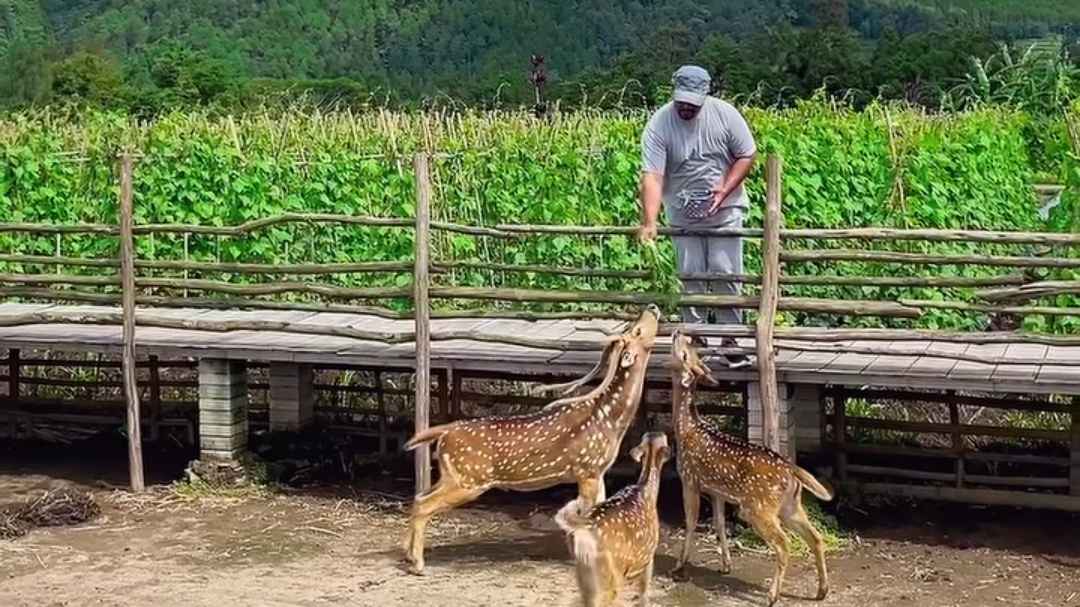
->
672, 65, 710, 106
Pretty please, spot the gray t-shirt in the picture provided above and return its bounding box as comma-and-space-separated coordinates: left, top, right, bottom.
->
641, 97, 757, 227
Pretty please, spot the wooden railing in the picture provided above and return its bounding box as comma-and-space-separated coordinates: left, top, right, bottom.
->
2, 151, 1080, 493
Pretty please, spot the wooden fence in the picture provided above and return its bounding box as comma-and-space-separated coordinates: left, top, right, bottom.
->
2, 151, 1080, 497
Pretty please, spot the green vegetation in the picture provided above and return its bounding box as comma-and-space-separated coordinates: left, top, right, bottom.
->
1, 101, 1075, 332
1, 1, 1079, 111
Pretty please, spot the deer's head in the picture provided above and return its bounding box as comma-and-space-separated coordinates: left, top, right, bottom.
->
613, 304, 660, 370
629, 431, 671, 480
670, 329, 718, 388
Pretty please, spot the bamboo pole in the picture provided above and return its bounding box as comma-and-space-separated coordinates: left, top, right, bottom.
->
413, 152, 433, 494
678, 272, 1028, 288
757, 155, 782, 453
977, 281, 1080, 304
433, 260, 650, 279
783, 249, 1080, 269
897, 299, 1080, 317
4, 217, 1080, 246
428, 287, 921, 318
0, 286, 637, 321
118, 154, 144, 492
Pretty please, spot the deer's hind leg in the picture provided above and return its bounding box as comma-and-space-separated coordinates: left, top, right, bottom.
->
781, 486, 829, 600
403, 458, 484, 575
672, 482, 701, 577
634, 558, 654, 607
711, 494, 732, 574
576, 550, 620, 607
744, 506, 790, 607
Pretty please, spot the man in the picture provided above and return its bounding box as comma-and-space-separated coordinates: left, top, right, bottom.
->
638, 65, 757, 369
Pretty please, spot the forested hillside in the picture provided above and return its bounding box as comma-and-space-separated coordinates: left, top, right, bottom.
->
1, 0, 1079, 110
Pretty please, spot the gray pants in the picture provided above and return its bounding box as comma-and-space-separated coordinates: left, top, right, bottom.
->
673, 228, 744, 326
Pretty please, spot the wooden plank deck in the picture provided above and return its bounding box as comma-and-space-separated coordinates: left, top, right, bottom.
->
2, 304, 1080, 395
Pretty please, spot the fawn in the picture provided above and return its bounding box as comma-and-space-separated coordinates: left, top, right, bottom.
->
401, 305, 661, 574
555, 431, 671, 607
669, 330, 833, 606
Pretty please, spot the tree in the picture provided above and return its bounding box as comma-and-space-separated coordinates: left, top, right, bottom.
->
52, 50, 122, 105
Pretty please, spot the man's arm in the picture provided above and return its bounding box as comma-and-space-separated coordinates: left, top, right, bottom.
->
710, 104, 757, 212
638, 171, 663, 243
708, 153, 756, 213
638, 115, 667, 244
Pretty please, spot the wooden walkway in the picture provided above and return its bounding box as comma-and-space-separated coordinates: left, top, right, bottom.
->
2, 303, 1079, 395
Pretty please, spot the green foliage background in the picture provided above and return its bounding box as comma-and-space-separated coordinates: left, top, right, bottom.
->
0, 102, 1076, 332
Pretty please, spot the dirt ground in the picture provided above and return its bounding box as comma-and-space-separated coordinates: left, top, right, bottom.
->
1, 450, 1079, 607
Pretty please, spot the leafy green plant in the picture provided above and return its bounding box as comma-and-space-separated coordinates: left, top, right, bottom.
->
0, 101, 1073, 330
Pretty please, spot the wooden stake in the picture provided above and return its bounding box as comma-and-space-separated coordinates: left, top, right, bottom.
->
149, 355, 161, 443
1071, 396, 1080, 497
413, 152, 433, 495
118, 154, 145, 492
949, 396, 963, 488
756, 154, 782, 453
835, 391, 848, 483
8, 348, 18, 403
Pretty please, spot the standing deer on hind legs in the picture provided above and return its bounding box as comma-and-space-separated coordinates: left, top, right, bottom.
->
401, 305, 661, 575
555, 432, 671, 607
669, 330, 832, 606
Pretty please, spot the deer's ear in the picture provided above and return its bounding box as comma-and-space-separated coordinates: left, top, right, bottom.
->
657, 446, 671, 462
629, 445, 644, 463
620, 350, 638, 368
700, 368, 719, 386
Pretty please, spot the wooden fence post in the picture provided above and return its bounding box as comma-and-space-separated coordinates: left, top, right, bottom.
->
149, 354, 161, 443
8, 348, 19, 402
949, 392, 964, 488
413, 152, 433, 495
1071, 396, 1080, 497
835, 389, 848, 483
756, 154, 783, 453
118, 153, 145, 492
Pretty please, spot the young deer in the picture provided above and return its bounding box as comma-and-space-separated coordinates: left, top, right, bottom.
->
669, 330, 833, 606
555, 432, 671, 607
401, 305, 661, 575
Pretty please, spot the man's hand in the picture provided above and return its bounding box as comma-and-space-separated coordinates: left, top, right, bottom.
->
637, 222, 658, 245
708, 155, 756, 215
708, 183, 730, 215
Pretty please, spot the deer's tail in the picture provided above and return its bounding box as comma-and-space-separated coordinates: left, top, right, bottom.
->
793, 466, 834, 502
554, 499, 599, 566
404, 423, 457, 451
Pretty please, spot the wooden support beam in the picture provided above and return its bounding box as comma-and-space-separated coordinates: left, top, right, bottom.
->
149, 355, 161, 443
1072, 397, 1080, 497
413, 152, 433, 495
835, 391, 848, 483
376, 370, 388, 456
756, 154, 782, 453
7, 348, 18, 402
118, 153, 145, 492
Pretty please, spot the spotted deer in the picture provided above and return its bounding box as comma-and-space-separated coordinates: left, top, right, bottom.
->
669, 330, 832, 606
401, 305, 661, 574
555, 432, 670, 607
